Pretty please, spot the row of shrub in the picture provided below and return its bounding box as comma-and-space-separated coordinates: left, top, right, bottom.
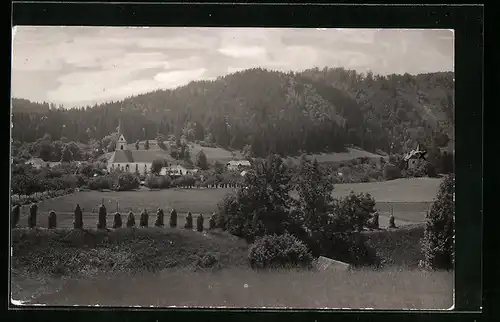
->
11, 202, 217, 233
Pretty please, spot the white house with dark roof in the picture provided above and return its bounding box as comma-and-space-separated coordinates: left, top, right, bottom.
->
226, 160, 251, 171
106, 120, 172, 175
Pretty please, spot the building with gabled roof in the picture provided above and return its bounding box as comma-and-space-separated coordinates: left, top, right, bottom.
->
106, 119, 173, 175
404, 144, 427, 170
226, 160, 251, 171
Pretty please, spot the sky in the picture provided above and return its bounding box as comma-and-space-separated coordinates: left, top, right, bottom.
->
11, 27, 454, 108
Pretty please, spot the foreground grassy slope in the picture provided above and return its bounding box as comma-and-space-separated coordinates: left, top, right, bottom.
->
11, 228, 249, 276
11, 224, 452, 308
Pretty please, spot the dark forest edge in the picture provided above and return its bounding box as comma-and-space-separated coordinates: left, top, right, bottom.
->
12, 67, 454, 159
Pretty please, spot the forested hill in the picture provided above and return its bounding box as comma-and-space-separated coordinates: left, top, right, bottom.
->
11, 67, 454, 157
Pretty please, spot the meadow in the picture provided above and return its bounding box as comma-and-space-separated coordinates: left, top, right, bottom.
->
11, 227, 453, 309
15, 268, 453, 309
286, 147, 388, 165
15, 177, 441, 229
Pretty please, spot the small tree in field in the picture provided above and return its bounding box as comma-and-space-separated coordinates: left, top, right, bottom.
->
421, 174, 455, 270
113, 212, 122, 228
74, 204, 83, 229
185, 212, 193, 229
151, 158, 165, 175
97, 203, 107, 229
195, 150, 209, 170
196, 214, 204, 232
28, 203, 38, 228
155, 208, 164, 227
140, 209, 149, 227
209, 213, 216, 230
126, 211, 135, 227
11, 204, 20, 228
169, 209, 178, 228
48, 211, 57, 229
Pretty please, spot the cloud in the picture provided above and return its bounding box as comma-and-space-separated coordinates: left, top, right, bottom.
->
11, 27, 454, 107
154, 68, 208, 88
219, 46, 267, 59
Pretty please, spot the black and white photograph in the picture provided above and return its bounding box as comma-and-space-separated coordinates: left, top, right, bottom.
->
10, 26, 455, 309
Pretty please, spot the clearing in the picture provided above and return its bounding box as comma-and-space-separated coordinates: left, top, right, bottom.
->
285, 147, 387, 165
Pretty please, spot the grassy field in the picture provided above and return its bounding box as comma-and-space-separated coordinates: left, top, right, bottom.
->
286, 147, 387, 165
11, 228, 453, 309
14, 268, 453, 309
15, 178, 441, 229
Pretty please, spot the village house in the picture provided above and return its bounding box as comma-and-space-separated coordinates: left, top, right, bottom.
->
164, 163, 199, 177
25, 158, 61, 169
106, 120, 173, 175
404, 144, 427, 170
226, 160, 251, 171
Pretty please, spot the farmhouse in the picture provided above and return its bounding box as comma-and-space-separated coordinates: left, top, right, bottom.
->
227, 160, 251, 171
106, 120, 172, 175
25, 158, 61, 169
164, 163, 199, 177
404, 144, 426, 170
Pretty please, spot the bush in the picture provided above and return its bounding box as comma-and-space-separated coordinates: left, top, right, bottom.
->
48, 211, 57, 229
88, 175, 113, 190
28, 203, 38, 228
196, 214, 204, 232
155, 209, 164, 227
97, 204, 107, 229
11, 205, 20, 228
209, 213, 216, 230
73, 204, 83, 229
421, 174, 455, 270
383, 163, 401, 180
169, 209, 178, 228
126, 211, 135, 228
140, 209, 149, 227
114, 173, 140, 191
113, 212, 122, 228
145, 174, 171, 190
185, 212, 193, 229
248, 234, 313, 269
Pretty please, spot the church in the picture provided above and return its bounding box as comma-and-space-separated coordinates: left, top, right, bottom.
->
106, 120, 173, 175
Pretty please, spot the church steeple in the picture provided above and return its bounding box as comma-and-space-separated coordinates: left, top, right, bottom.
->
116, 118, 127, 151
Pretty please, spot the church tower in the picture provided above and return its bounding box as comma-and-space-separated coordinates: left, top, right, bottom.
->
116, 119, 128, 151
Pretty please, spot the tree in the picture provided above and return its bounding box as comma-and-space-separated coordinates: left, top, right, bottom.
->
144, 139, 150, 150
334, 192, 376, 232
151, 158, 166, 175
60, 146, 74, 163
241, 144, 254, 159
219, 154, 292, 241
195, 150, 208, 170
156, 133, 166, 150
183, 148, 192, 164
421, 174, 455, 270
295, 157, 334, 234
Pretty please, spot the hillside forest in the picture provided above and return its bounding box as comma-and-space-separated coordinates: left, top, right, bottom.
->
11, 67, 454, 161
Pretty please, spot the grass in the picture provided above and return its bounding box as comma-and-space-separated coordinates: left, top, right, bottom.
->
286, 147, 387, 165
15, 177, 441, 229
12, 266, 453, 309
11, 225, 452, 309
